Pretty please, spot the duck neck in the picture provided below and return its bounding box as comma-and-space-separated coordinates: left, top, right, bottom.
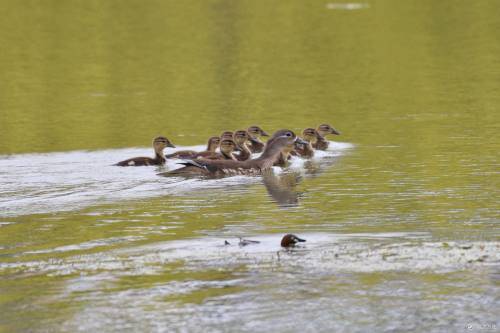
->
207, 141, 217, 152
154, 148, 166, 163
237, 142, 252, 159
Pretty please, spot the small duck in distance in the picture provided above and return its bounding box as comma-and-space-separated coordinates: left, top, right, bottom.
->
247, 125, 269, 153
221, 131, 234, 140
115, 136, 175, 166
295, 128, 321, 158
233, 130, 252, 161
281, 234, 306, 247
313, 124, 340, 151
159, 129, 307, 178
166, 136, 220, 159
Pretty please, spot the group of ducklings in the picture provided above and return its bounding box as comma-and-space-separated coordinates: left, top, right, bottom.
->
115, 124, 340, 177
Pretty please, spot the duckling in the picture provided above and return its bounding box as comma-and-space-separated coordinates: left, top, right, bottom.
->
274, 138, 297, 167
312, 124, 340, 150
159, 130, 307, 178
204, 139, 239, 161
115, 136, 175, 166
221, 131, 234, 141
233, 130, 252, 161
165, 136, 220, 159
281, 234, 306, 247
295, 128, 321, 158
247, 125, 269, 153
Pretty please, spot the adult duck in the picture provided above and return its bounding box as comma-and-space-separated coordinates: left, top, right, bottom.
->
159, 130, 306, 178
115, 136, 175, 166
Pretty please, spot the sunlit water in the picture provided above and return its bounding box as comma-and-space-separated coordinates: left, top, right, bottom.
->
1, 0, 500, 332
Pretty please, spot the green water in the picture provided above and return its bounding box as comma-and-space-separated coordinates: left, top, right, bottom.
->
0, 1, 499, 332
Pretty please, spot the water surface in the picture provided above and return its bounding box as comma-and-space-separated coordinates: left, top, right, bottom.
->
0, 1, 499, 332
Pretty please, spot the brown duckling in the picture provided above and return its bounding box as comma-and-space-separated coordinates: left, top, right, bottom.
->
281, 234, 306, 247
247, 125, 269, 153
159, 130, 307, 178
233, 130, 252, 161
295, 128, 321, 158
221, 131, 234, 141
274, 138, 298, 167
312, 124, 340, 150
166, 136, 220, 159
115, 136, 175, 166
204, 139, 239, 161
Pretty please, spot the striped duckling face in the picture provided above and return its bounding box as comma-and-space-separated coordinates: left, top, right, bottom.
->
233, 130, 249, 145
219, 139, 237, 154
207, 136, 221, 151
302, 128, 321, 144
247, 125, 269, 138
317, 124, 340, 137
221, 131, 234, 140
153, 136, 176, 151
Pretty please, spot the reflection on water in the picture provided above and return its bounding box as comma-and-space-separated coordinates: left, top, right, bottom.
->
1, 0, 500, 332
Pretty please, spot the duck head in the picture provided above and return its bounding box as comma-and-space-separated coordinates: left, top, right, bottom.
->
153, 136, 175, 152
206, 136, 221, 152
302, 128, 321, 144
233, 130, 249, 146
221, 131, 234, 140
317, 124, 340, 137
247, 125, 269, 138
219, 139, 238, 154
263, 130, 307, 157
281, 234, 306, 247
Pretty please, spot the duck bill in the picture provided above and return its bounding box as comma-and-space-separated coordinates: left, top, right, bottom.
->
295, 237, 306, 242
233, 146, 242, 152
260, 130, 270, 137
330, 127, 340, 135
167, 143, 176, 148
295, 137, 308, 145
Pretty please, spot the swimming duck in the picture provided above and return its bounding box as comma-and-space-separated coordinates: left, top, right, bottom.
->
159, 129, 307, 178
221, 131, 234, 141
115, 136, 175, 166
165, 136, 220, 159
247, 125, 269, 153
295, 128, 321, 158
206, 139, 239, 161
233, 130, 252, 161
312, 124, 340, 150
281, 234, 306, 247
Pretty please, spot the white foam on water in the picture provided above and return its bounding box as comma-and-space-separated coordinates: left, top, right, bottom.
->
0, 141, 353, 217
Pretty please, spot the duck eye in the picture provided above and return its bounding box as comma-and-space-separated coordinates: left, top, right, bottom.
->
286, 132, 292, 137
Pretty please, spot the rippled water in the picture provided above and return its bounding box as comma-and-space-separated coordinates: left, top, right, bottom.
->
1, 1, 500, 332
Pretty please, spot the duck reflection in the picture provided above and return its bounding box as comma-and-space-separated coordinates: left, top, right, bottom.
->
262, 169, 302, 207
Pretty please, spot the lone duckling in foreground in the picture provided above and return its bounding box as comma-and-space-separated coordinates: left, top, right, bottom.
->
166, 136, 220, 159
159, 130, 307, 178
281, 234, 306, 247
115, 136, 175, 166
313, 124, 340, 151
295, 128, 321, 158
247, 125, 269, 153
